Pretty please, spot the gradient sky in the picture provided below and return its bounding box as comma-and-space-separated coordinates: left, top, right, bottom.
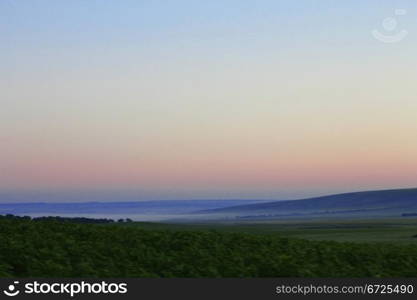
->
1, 0, 417, 200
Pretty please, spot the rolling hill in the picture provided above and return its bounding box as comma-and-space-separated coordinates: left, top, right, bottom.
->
194, 188, 417, 220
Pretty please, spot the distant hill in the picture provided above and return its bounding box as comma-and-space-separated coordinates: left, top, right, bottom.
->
195, 188, 417, 220
0, 199, 267, 220
2, 188, 417, 222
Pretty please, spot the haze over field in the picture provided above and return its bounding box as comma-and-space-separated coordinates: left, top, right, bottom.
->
1, 0, 417, 201
0, 188, 416, 222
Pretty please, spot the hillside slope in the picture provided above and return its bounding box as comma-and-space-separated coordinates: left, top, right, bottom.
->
196, 188, 417, 219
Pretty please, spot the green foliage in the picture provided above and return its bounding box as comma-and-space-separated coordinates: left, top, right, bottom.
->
1, 217, 417, 277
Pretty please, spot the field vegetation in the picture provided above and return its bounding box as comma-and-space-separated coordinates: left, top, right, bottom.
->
1, 215, 417, 277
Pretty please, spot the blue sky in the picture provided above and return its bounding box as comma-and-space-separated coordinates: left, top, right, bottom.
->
1, 0, 417, 200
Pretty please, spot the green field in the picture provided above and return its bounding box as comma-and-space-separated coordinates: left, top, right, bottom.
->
124, 218, 417, 244
2, 216, 417, 277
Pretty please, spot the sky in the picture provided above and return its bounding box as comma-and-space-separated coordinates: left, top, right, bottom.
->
1, 0, 417, 200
